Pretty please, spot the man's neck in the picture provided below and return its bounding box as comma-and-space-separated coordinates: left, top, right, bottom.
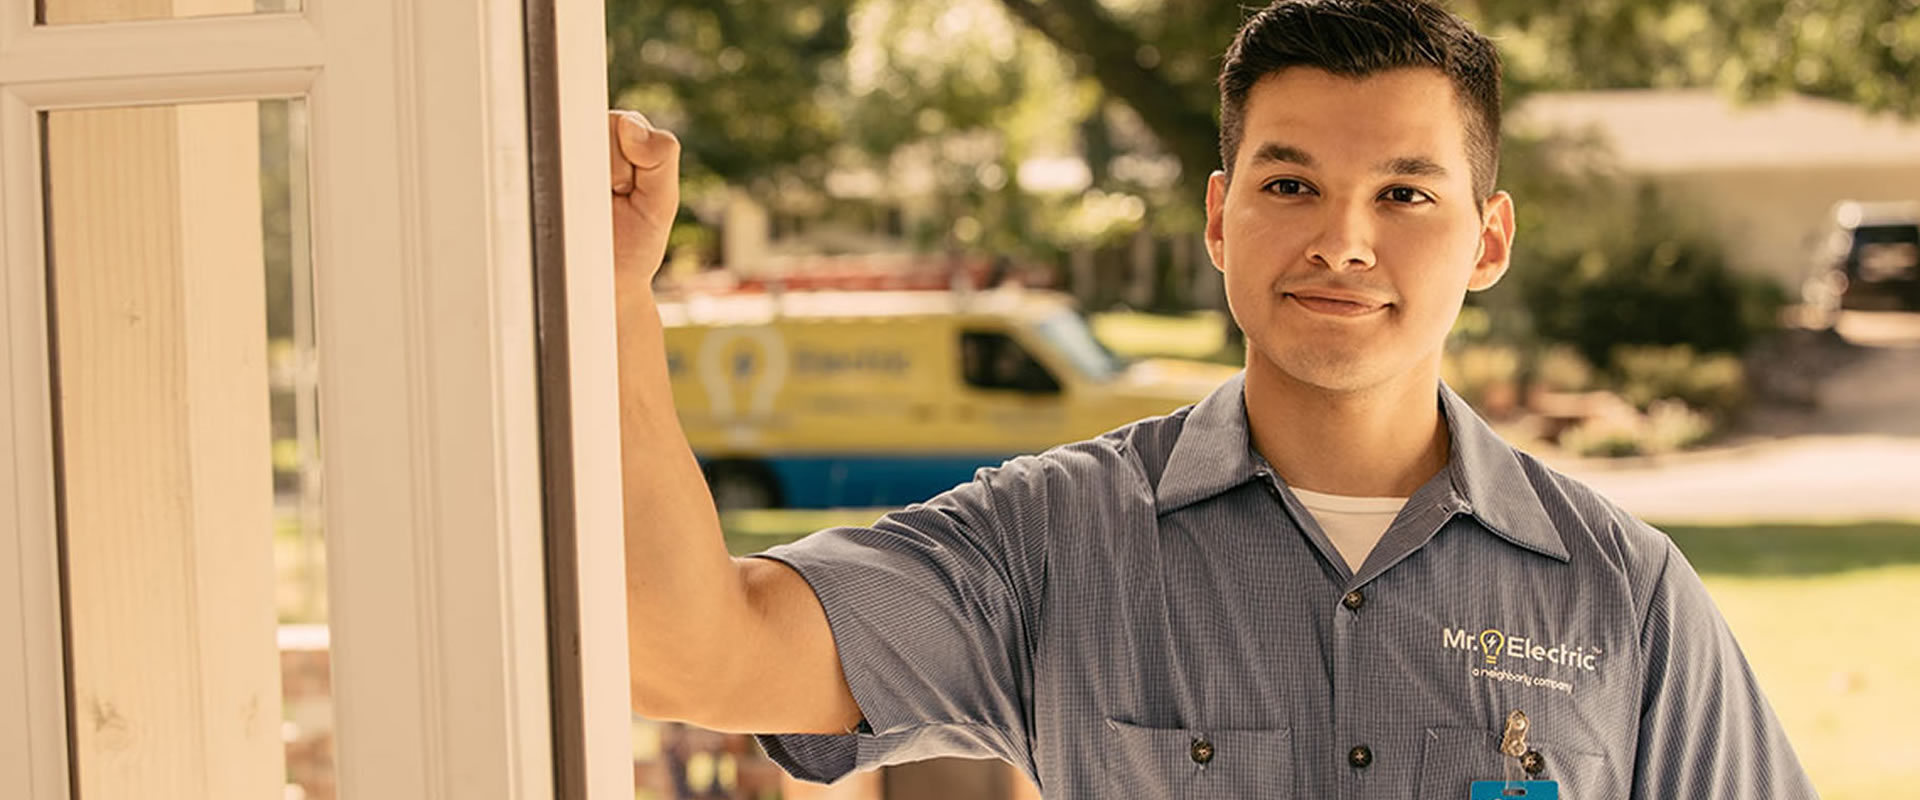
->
1244, 356, 1450, 498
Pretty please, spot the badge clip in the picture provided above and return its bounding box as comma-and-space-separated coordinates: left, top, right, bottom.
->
1469, 710, 1558, 799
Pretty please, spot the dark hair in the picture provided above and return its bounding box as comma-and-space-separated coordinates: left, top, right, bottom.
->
1218, 0, 1503, 200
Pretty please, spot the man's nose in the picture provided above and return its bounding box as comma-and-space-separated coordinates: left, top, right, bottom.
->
1306, 199, 1376, 272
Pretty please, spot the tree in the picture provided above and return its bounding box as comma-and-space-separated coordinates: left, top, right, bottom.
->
608, 0, 1920, 209
608, 0, 1152, 265
605, 0, 857, 187
991, 0, 1230, 202
1461, 0, 1920, 115
994, 0, 1920, 206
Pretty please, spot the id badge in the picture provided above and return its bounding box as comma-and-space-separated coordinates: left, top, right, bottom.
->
1469, 781, 1558, 800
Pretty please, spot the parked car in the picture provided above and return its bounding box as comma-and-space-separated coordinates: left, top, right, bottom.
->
1804, 201, 1920, 312
657, 286, 1234, 510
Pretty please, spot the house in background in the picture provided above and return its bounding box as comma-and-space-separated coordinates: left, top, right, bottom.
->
1512, 89, 1920, 291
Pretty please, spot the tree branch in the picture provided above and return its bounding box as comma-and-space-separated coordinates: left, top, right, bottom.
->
997, 0, 1223, 198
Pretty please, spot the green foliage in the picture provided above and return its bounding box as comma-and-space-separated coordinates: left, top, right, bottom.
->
1532, 345, 1596, 392
1479, 131, 1788, 368
1559, 413, 1649, 458
606, 0, 856, 186
1440, 343, 1523, 413
607, 0, 1914, 324
1463, 0, 1920, 118
1557, 398, 1714, 457
1612, 345, 1748, 416
606, 0, 1920, 216
1000, 0, 1920, 224
1520, 220, 1786, 367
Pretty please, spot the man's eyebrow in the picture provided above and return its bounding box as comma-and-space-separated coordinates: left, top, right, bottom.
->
1248, 142, 1315, 168
1380, 156, 1448, 178
1247, 144, 1449, 179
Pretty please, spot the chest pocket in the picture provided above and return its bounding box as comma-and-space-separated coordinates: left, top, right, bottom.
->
1101, 719, 1293, 799
1416, 728, 1615, 800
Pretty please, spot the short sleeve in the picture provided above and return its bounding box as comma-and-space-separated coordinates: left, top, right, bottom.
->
1630, 538, 1817, 798
747, 456, 1050, 784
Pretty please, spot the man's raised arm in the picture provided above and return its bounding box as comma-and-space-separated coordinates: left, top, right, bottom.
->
608, 110, 861, 735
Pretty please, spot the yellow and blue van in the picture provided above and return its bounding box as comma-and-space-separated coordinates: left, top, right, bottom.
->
658, 287, 1235, 509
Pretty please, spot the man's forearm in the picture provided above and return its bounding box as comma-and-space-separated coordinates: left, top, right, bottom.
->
616, 272, 753, 715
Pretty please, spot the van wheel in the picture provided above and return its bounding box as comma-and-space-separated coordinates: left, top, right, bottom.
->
706, 461, 781, 511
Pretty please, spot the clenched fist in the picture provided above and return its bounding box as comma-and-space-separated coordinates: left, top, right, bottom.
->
608, 110, 681, 282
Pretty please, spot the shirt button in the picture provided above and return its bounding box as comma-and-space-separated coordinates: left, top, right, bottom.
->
1190, 737, 1215, 765
1348, 744, 1373, 769
1522, 750, 1545, 775
1342, 590, 1366, 611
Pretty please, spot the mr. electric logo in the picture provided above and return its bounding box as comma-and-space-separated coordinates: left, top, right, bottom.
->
1443, 626, 1603, 673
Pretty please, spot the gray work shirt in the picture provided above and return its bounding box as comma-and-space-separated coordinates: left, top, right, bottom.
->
749, 373, 1816, 798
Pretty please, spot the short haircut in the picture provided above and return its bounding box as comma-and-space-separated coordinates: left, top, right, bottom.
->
1217, 0, 1504, 200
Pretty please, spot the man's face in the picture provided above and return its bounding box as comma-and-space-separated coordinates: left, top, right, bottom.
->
1205, 66, 1514, 395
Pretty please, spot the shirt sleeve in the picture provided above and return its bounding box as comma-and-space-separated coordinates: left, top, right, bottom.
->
1630, 538, 1818, 799
746, 455, 1050, 785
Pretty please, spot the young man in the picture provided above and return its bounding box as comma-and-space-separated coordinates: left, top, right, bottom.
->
608, 1, 1816, 796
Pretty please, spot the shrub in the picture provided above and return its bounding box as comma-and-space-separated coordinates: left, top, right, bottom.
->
1442, 344, 1523, 415
1560, 413, 1646, 458
1643, 399, 1714, 453
1557, 398, 1715, 458
1520, 224, 1787, 370
1611, 344, 1747, 417
1532, 345, 1595, 393
1485, 133, 1786, 373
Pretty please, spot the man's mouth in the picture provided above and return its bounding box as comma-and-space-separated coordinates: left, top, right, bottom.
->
1284, 292, 1389, 317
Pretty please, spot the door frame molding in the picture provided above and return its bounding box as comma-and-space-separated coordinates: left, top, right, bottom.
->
0, 1, 629, 796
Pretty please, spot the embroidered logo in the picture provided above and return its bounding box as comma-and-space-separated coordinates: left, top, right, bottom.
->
1443, 626, 1602, 673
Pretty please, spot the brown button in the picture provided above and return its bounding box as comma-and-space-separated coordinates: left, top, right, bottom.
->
1521, 749, 1545, 775
1342, 590, 1366, 611
1190, 737, 1214, 765
1348, 744, 1373, 769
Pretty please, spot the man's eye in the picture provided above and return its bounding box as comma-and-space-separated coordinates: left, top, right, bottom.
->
1265, 178, 1311, 195
1383, 187, 1434, 204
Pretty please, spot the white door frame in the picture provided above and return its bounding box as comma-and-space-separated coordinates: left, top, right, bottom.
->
0, 1, 630, 797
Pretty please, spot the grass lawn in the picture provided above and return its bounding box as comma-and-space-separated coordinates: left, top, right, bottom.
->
727, 513, 1920, 798
1661, 522, 1920, 800
1088, 309, 1237, 363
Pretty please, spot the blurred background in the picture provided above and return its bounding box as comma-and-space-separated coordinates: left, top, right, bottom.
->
262, 1, 1919, 797
587, 1, 1920, 798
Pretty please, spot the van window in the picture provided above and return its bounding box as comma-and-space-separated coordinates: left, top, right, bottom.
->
960, 331, 1060, 394
1033, 310, 1124, 382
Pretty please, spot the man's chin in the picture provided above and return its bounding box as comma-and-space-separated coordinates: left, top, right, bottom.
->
1249, 348, 1384, 395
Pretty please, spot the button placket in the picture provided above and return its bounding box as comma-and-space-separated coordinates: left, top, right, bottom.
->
1331, 578, 1363, 797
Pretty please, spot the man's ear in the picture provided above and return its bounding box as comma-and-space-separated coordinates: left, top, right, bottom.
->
1466, 190, 1516, 292
1205, 170, 1229, 273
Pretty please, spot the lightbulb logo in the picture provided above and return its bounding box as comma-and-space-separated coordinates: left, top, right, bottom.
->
1479, 629, 1506, 665
696, 327, 789, 445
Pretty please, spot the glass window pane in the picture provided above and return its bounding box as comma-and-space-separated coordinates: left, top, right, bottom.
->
43, 98, 329, 800
39, 0, 299, 26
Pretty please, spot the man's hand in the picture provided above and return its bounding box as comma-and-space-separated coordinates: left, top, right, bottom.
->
608, 110, 680, 279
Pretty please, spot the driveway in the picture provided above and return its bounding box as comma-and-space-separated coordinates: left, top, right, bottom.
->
1543, 312, 1920, 523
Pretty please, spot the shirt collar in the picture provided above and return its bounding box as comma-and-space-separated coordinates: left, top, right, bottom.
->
1154, 372, 1569, 562
1154, 372, 1264, 513
1436, 382, 1569, 561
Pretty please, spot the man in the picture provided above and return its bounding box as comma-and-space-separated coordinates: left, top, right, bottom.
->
607, 0, 1817, 796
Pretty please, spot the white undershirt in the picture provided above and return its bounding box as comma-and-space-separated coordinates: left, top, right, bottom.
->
1289, 487, 1410, 573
